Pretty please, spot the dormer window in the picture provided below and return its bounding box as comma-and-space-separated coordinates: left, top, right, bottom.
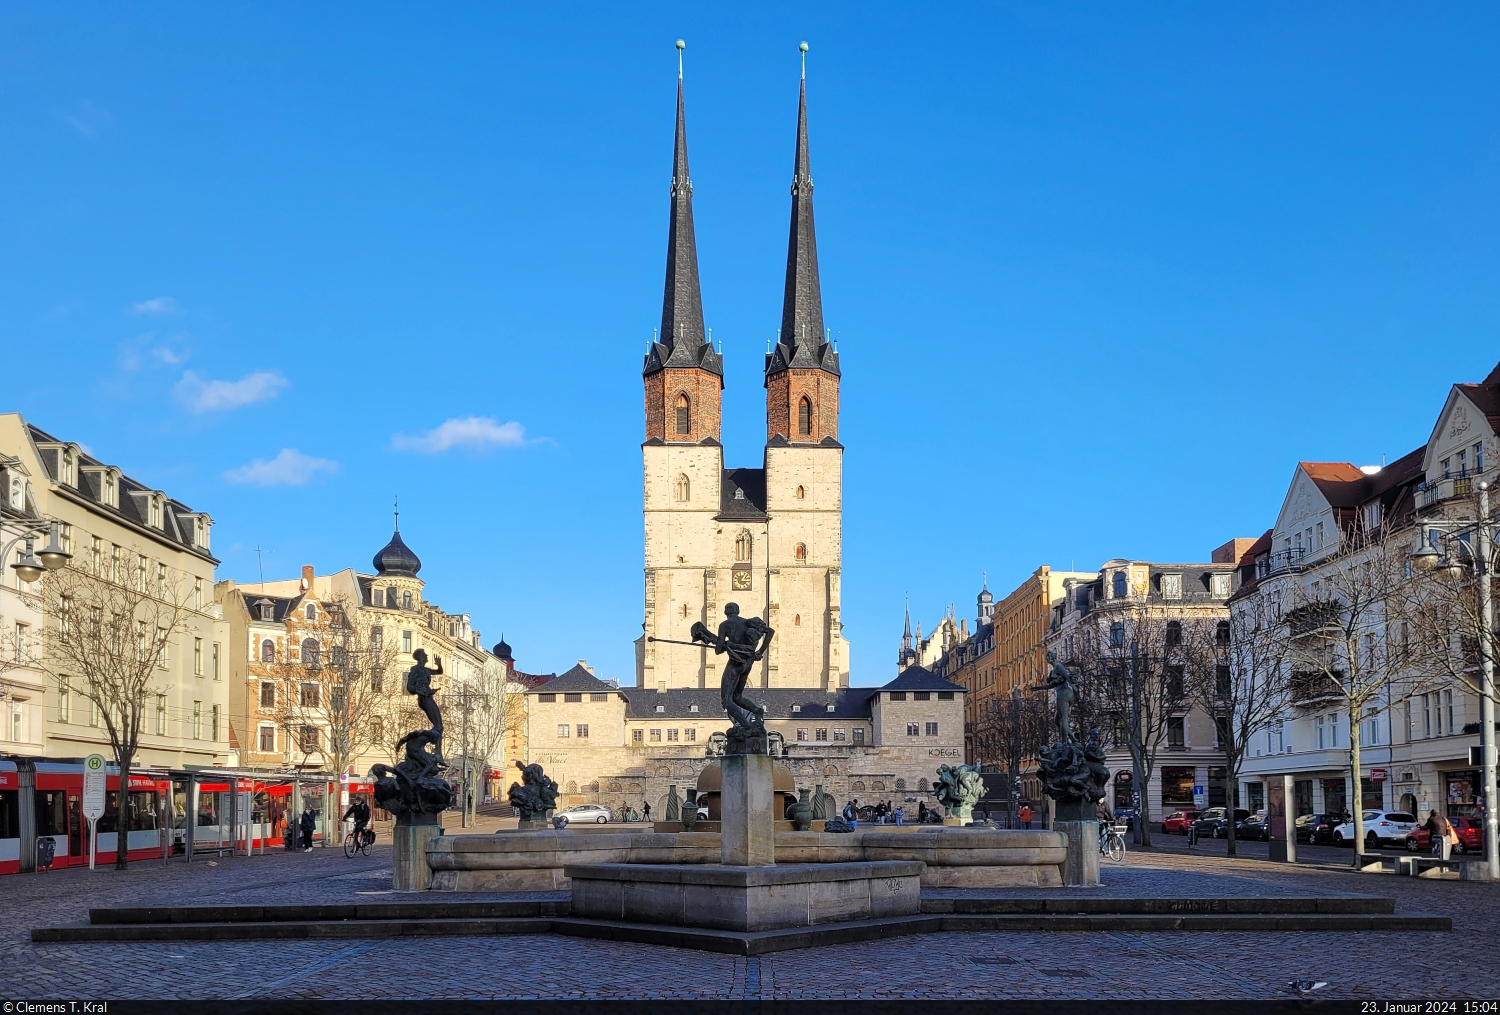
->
61, 450, 77, 486
826, 703, 835, 713
149, 494, 163, 528
402, 590, 413, 611
689, 703, 699, 713
1160, 574, 1182, 600
655, 704, 665, 713
102, 471, 118, 508
792, 704, 802, 713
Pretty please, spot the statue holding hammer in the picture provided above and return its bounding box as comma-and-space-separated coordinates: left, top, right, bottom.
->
651, 603, 773, 731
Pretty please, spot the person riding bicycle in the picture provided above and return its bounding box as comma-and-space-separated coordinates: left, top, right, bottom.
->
343, 798, 372, 845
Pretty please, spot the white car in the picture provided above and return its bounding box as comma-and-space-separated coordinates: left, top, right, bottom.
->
554, 804, 612, 825
1331, 810, 1418, 848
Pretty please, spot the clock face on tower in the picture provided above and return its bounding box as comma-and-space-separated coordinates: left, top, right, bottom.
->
732, 568, 752, 591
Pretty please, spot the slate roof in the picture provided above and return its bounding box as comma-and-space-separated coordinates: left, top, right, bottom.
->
717, 468, 768, 521
372, 528, 422, 577
622, 686, 876, 721
766, 77, 839, 381
240, 593, 301, 624
529, 664, 620, 695
879, 665, 967, 694
1455, 359, 1500, 434
643, 75, 722, 380
25, 423, 216, 562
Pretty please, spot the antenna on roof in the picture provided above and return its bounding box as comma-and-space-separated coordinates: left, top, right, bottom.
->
255, 545, 273, 589
394, 495, 400, 532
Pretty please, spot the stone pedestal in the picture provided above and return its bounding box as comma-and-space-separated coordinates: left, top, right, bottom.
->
393, 820, 443, 891
721, 752, 775, 866
1055, 820, 1100, 887
566, 861, 923, 931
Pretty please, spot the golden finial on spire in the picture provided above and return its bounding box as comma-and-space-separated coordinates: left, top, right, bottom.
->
676, 38, 685, 79
799, 40, 808, 79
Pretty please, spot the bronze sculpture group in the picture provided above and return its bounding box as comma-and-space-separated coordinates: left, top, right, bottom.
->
370, 649, 456, 824
1032, 651, 1110, 821
650, 602, 775, 754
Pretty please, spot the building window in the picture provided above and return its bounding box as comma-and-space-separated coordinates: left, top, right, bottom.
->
211, 704, 221, 742
57, 676, 69, 723
156, 694, 167, 735
557, 724, 570, 738
937, 691, 954, 701
794, 543, 806, 561
798, 397, 813, 436
674, 474, 690, 502
815, 728, 828, 741
735, 531, 752, 563
305, 603, 316, 620
192, 701, 203, 740
796, 485, 805, 499
667, 728, 678, 741
907, 723, 920, 736
370, 626, 383, 649
833, 728, 845, 741
1165, 621, 1182, 647
675, 393, 691, 435
212, 642, 221, 680
260, 682, 276, 709
371, 669, 383, 692
298, 725, 319, 754
402, 591, 413, 611
686, 728, 697, 742
574, 723, 589, 739
1109, 623, 1125, 648
650, 729, 662, 742
386, 588, 398, 608
261, 639, 276, 663
1167, 716, 1185, 747
259, 725, 276, 752
300, 683, 320, 708
923, 722, 937, 736
633, 729, 644, 743
1444, 689, 1455, 733
402, 631, 413, 654
1161, 573, 1182, 599
1112, 571, 1127, 599
302, 639, 320, 667
797, 728, 808, 741
853, 729, 864, 744
889, 691, 906, 701
913, 691, 930, 701
194, 638, 203, 676
564, 693, 582, 703
538, 693, 555, 703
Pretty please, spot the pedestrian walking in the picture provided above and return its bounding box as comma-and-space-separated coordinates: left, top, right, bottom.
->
895, 806, 905, 826
917, 801, 928, 823
1018, 804, 1032, 830
642, 801, 652, 822
299, 806, 316, 852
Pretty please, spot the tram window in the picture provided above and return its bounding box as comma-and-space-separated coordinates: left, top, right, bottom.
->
95, 791, 119, 833
0, 789, 18, 839
127, 791, 158, 831
35, 790, 67, 836
197, 792, 223, 826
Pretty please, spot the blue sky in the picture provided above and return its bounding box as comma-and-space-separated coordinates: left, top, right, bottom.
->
4, 5, 1499, 685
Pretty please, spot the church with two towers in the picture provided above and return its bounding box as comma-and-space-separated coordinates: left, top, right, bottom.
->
635, 58, 852, 693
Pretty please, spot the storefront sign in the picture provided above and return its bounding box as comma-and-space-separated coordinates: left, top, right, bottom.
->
928, 748, 961, 758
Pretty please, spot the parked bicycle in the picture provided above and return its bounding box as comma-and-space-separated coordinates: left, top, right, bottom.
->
1099, 822, 1126, 863
343, 827, 376, 858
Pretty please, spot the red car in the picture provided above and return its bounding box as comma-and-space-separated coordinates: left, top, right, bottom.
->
1405, 816, 1483, 854
1161, 810, 1201, 835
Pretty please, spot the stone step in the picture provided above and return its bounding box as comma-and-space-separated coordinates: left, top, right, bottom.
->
35, 907, 1448, 949
87, 900, 570, 924
920, 896, 1395, 915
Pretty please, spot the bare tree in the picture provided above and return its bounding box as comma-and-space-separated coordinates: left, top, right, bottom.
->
270, 598, 395, 780
40, 561, 192, 869
967, 688, 1049, 826
1189, 604, 1293, 856
1281, 528, 1418, 863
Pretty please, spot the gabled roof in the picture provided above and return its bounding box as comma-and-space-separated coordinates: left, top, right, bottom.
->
881, 665, 966, 693
623, 686, 875, 721
1453, 359, 1500, 435
530, 664, 618, 695
717, 468, 768, 521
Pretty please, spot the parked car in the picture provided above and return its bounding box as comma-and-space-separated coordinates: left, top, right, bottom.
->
1295, 813, 1341, 844
1161, 810, 1201, 835
1331, 810, 1418, 848
1195, 808, 1251, 839
1235, 812, 1272, 841
1405, 816, 1483, 854
554, 804, 612, 825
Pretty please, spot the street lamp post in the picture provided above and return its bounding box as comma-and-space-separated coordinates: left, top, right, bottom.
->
2, 519, 72, 583
1476, 483, 1498, 880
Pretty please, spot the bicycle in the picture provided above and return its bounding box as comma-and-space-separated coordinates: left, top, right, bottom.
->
343, 827, 375, 858
1099, 822, 1126, 863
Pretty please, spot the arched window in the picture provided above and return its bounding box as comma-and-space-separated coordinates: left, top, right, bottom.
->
302, 638, 321, 667
794, 543, 807, 561
1215, 621, 1231, 645
798, 397, 813, 436
330, 645, 347, 669
1165, 621, 1182, 647
402, 590, 413, 611
305, 604, 316, 620
260, 639, 276, 663
735, 531, 752, 563
681, 603, 689, 619
675, 394, 691, 435
795, 485, 805, 499
1112, 571, 1128, 599
794, 614, 801, 626
674, 474, 690, 502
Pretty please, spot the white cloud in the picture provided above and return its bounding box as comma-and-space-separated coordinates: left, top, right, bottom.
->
223, 448, 338, 487
174, 370, 288, 413
132, 297, 178, 316
391, 416, 530, 454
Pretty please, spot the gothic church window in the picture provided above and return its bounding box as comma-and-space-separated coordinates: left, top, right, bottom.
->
796, 485, 805, 499
674, 474, 690, 502
675, 394, 691, 435
798, 397, 812, 436
794, 543, 806, 561
735, 531, 752, 563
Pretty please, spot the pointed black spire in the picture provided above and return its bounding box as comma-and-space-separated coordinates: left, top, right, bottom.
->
767, 47, 838, 380
645, 42, 722, 378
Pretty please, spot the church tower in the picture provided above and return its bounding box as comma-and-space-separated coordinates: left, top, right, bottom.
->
639, 51, 726, 691
762, 56, 849, 690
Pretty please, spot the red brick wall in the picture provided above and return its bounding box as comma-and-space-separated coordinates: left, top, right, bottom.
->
645, 368, 723, 443
766, 369, 839, 443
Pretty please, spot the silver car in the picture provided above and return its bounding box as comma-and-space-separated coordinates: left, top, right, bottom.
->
555, 803, 612, 825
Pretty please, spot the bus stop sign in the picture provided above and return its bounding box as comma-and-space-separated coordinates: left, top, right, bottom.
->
82, 754, 106, 822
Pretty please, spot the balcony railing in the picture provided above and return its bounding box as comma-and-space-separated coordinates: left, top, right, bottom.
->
1290, 669, 1346, 704
1419, 470, 1482, 508
1257, 547, 1308, 578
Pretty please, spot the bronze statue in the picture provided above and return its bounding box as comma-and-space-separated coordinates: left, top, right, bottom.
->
404, 648, 444, 750
1034, 650, 1078, 746
507, 759, 558, 825
691, 603, 774, 730
934, 761, 986, 823
369, 649, 454, 824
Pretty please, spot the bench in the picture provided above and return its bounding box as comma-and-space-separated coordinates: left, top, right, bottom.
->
1396, 855, 1459, 878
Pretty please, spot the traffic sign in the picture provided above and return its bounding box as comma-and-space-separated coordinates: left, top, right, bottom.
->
1192, 784, 1207, 806
82, 754, 106, 870
1370, 768, 1387, 783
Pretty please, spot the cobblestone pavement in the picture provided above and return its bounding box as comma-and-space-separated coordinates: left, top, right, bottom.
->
1, 839, 1496, 1000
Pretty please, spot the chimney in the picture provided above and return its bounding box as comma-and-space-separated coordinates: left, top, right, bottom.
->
301, 564, 315, 588
579, 660, 594, 675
